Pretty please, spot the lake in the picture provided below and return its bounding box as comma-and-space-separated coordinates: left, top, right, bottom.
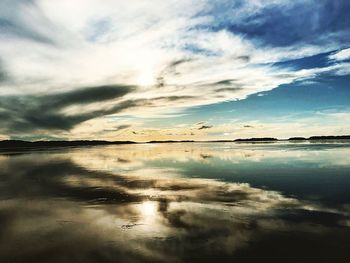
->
1, 142, 350, 262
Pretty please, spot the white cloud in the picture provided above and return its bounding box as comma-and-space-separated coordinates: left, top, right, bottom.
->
329, 48, 350, 61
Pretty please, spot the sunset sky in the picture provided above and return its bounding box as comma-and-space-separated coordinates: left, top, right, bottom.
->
0, 0, 350, 141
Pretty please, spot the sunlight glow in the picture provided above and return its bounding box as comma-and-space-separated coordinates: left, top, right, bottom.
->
137, 68, 155, 86
141, 201, 157, 217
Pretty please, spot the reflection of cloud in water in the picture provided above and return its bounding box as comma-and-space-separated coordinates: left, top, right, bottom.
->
63, 143, 350, 171
0, 144, 350, 262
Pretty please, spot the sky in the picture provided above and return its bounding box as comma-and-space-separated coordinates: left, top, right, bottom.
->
0, 0, 349, 141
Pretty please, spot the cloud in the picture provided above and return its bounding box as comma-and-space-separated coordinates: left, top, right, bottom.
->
0, 0, 57, 45
0, 70, 6, 83
103, 124, 131, 133
0, 82, 205, 137
113, 124, 131, 131
198, 125, 213, 130
0, 85, 135, 133
0, 0, 349, 137
329, 48, 350, 61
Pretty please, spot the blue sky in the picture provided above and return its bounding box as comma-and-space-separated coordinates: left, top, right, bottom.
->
0, 0, 349, 140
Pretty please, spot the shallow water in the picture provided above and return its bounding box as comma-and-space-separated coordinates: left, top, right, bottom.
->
1, 142, 350, 262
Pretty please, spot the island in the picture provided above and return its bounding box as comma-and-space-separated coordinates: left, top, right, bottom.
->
234, 137, 278, 142
288, 137, 307, 141
308, 135, 350, 140
147, 140, 195, 143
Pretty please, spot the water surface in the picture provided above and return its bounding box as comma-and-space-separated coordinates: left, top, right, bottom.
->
1, 142, 350, 262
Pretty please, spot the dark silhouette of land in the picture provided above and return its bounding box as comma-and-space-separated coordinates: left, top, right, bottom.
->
0, 140, 136, 151
308, 135, 350, 140
288, 137, 307, 141
147, 140, 195, 143
234, 137, 278, 142
289, 135, 350, 141
0, 135, 349, 151
232, 135, 350, 142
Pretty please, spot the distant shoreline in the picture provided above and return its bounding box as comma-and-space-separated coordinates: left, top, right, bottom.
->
0, 135, 349, 151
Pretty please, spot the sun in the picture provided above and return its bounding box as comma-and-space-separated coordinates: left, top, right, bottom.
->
141, 201, 157, 217
137, 68, 155, 86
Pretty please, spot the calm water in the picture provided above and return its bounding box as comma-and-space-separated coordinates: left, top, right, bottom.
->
1, 142, 350, 262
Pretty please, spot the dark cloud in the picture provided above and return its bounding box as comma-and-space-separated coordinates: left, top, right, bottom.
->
214, 79, 238, 86
103, 124, 131, 132
206, 79, 244, 93
169, 59, 192, 67
236, 55, 250, 62
0, 86, 200, 136
198, 125, 213, 130
156, 95, 195, 102
0, 60, 7, 83
114, 124, 131, 131
0, 72, 5, 82
216, 87, 243, 93
156, 59, 192, 87
0, 85, 136, 133
43, 85, 134, 109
